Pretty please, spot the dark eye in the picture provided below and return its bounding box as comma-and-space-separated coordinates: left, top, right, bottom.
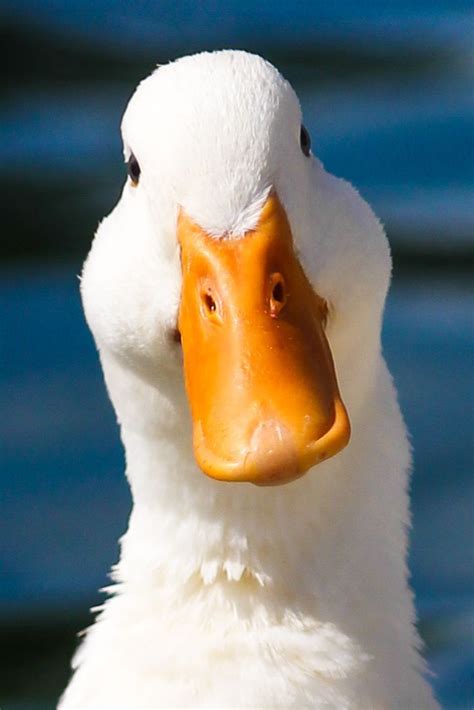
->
300, 125, 311, 157
127, 153, 141, 185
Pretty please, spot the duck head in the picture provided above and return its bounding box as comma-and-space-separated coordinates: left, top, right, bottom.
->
81, 51, 391, 487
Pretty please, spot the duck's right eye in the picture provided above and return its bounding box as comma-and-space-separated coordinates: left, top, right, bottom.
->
300, 125, 311, 157
127, 153, 141, 185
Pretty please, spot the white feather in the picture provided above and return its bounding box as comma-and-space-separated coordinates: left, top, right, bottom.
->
60, 50, 437, 709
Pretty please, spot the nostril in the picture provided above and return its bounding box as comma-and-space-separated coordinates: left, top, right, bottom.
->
269, 273, 287, 317
204, 293, 217, 313
200, 285, 222, 322
272, 280, 285, 303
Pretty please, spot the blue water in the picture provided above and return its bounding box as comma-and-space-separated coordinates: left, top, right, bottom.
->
5, 0, 474, 50
1, 268, 473, 707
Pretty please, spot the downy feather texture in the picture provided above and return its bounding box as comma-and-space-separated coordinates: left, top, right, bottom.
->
60, 50, 438, 709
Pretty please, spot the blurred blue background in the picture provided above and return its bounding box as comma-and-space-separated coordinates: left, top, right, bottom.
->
1, 2, 473, 708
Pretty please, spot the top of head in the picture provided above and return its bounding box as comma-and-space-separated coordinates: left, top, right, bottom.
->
122, 50, 300, 237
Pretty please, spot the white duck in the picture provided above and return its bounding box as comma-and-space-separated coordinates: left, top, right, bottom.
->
60, 50, 437, 709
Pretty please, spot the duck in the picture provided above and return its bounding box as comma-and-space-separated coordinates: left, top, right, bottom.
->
60, 50, 437, 709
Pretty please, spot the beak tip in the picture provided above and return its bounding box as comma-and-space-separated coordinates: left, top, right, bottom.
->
194, 404, 351, 487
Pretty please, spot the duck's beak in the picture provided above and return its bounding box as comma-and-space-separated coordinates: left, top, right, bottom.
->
177, 193, 350, 486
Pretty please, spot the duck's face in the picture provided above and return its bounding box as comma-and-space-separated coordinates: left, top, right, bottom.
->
82, 51, 391, 486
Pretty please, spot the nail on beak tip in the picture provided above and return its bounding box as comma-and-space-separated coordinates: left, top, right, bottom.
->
194, 405, 351, 486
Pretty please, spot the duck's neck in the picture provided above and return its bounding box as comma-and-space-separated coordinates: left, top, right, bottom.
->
102, 352, 412, 625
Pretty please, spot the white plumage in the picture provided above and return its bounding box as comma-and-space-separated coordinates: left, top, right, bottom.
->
60, 50, 437, 708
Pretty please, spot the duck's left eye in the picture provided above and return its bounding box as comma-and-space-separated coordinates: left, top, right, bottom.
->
300, 125, 311, 157
127, 153, 141, 185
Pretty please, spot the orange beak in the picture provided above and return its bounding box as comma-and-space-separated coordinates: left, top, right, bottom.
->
178, 194, 350, 486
